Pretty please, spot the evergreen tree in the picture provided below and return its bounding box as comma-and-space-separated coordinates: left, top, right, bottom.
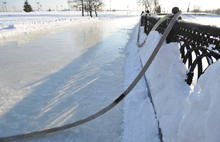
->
23, 0, 33, 12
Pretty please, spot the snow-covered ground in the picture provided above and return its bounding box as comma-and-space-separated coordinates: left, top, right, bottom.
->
182, 14, 220, 27
0, 11, 140, 39
1, 11, 220, 142
137, 14, 220, 142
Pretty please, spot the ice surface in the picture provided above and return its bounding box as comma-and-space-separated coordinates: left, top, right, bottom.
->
1, 11, 220, 142
0, 17, 140, 142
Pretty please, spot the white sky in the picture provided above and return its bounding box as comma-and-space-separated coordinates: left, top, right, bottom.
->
160, 0, 220, 12
0, 0, 219, 12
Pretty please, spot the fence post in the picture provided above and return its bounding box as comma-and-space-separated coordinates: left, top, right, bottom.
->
144, 10, 150, 35
166, 7, 181, 43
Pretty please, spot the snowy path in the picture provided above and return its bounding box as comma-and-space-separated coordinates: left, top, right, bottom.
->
0, 17, 139, 142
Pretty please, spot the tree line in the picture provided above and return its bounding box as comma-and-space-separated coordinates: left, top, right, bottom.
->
67, 0, 105, 17
137, 0, 161, 13
192, 5, 220, 14
22, 0, 220, 15
23, 0, 105, 17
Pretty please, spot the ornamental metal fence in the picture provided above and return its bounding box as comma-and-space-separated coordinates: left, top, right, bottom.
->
142, 9, 220, 85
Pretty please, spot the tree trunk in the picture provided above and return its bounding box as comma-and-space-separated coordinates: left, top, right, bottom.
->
89, 0, 92, 17
81, 0, 84, 16
95, 5, 97, 17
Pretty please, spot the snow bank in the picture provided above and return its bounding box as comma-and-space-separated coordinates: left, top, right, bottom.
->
139, 31, 191, 142
138, 19, 220, 141
122, 25, 160, 142
0, 11, 140, 39
178, 60, 220, 142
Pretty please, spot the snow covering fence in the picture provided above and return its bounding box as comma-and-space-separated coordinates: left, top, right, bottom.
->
142, 8, 220, 85
0, 11, 182, 142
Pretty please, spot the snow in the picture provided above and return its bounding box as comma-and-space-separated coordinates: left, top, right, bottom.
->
182, 14, 220, 27
1, 11, 220, 142
122, 25, 160, 142
178, 61, 220, 142
0, 12, 141, 142
0, 11, 140, 39
136, 14, 220, 142
139, 30, 190, 142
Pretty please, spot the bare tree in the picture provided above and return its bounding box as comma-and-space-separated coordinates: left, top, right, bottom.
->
88, 0, 105, 17
92, 0, 104, 17
153, 0, 159, 9
68, 0, 104, 17
67, 0, 81, 10
155, 5, 161, 13
137, 0, 152, 12
81, 0, 84, 16
216, 9, 220, 15
152, 0, 160, 13
89, 0, 92, 17
138, 0, 162, 13
193, 5, 201, 13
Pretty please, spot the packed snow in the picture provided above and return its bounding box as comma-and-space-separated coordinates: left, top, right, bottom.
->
122, 26, 160, 142
0, 11, 220, 142
178, 61, 220, 141
139, 31, 190, 142
137, 14, 220, 142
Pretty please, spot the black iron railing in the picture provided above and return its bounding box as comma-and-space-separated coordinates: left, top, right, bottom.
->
142, 8, 220, 85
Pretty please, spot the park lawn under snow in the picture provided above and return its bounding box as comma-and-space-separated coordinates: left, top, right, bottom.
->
0, 11, 140, 39
0, 11, 220, 142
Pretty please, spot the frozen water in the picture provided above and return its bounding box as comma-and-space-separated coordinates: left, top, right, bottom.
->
0, 17, 139, 142
1, 12, 220, 142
